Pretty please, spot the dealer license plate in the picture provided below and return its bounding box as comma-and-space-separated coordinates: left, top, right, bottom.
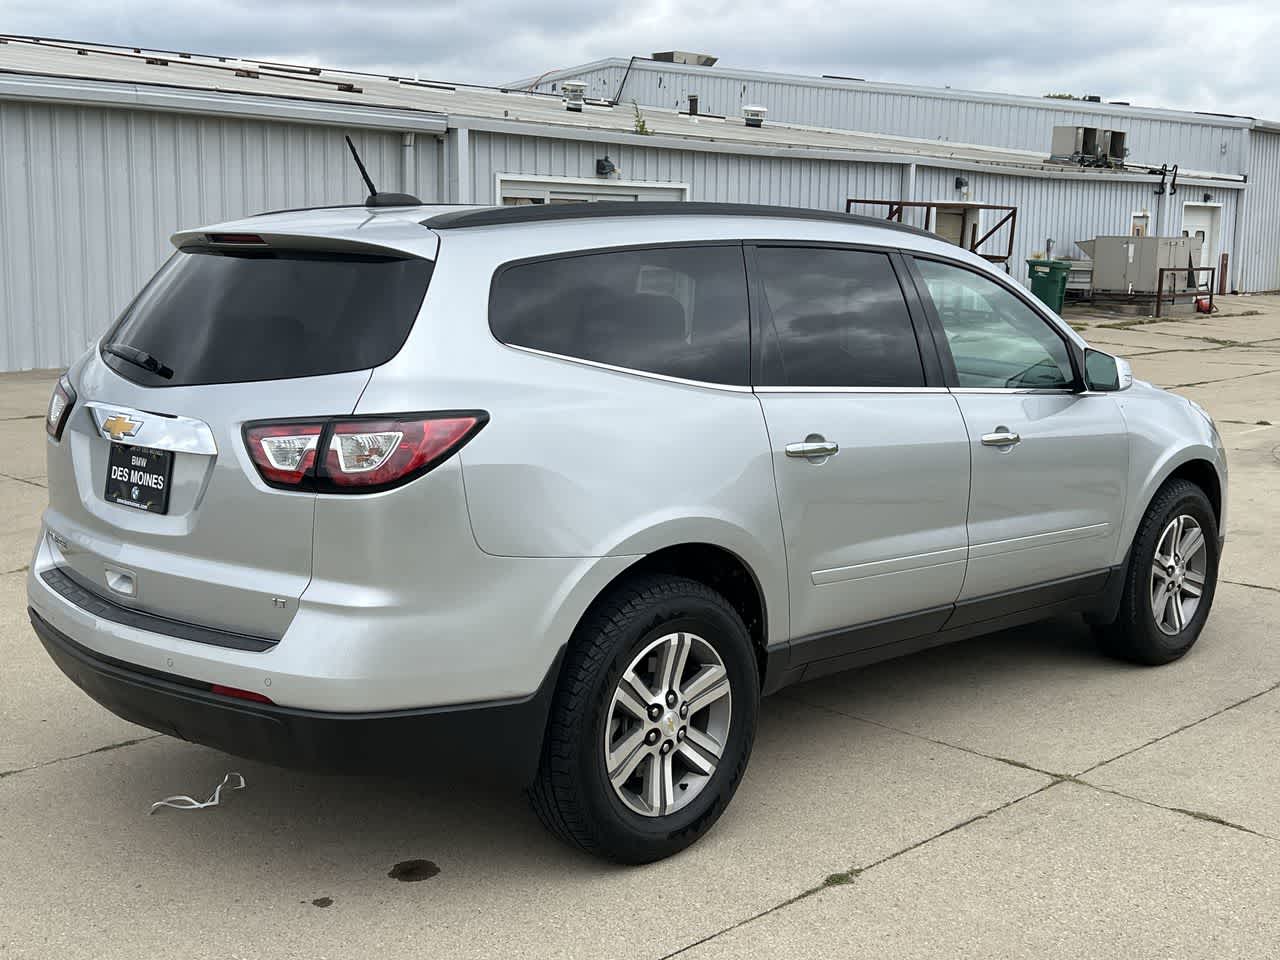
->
105, 443, 173, 514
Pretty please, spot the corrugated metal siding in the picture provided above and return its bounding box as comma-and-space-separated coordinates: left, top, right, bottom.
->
468, 130, 904, 207
541, 64, 1249, 176
468, 131, 1236, 291
0, 100, 439, 371
910, 167, 1236, 287
1241, 131, 1280, 292
913, 167, 1152, 280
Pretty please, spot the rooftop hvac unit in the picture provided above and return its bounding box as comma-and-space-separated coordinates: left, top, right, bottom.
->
1050, 126, 1127, 167
651, 51, 718, 66
562, 80, 586, 112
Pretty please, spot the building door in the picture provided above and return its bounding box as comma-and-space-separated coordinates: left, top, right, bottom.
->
1181, 204, 1221, 272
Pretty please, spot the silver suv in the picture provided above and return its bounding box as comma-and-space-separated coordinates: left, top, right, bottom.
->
30, 201, 1226, 863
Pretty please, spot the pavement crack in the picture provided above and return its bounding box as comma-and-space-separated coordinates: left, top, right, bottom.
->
1223, 578, 1280, 595
1079, 780, 1280, 844
1169, 806, 1267, 834
0, 472, 46, 489
658, 779, 1062, 959
1075, 676, 1280, 779
1169, 368, 1280, 389
0, 734, 161, 780
780, 693, 1070, 780
656, 876, 834, 958
779, 689, 1280, 864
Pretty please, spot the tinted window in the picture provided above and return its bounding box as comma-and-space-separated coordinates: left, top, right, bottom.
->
914, 259, 1074, 389
754, 247, 924, 388
103, 248, 433, 387
490, 245, 749, 385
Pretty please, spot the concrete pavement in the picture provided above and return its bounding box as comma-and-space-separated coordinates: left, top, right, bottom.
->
3, 297, 1280, 958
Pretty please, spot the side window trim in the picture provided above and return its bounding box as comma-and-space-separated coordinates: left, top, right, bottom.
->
487, 239, 753, 390
904, 253, 1083, 391
887, 250, 946, 388
743, 240, 945, 391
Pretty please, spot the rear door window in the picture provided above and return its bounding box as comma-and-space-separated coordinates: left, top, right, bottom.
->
489, 244, 750, 385
102, 248, 433, 387
753, 246, 926, 388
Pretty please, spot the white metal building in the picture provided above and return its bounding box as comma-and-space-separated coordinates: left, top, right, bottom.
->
0, 37, 1275, 372
522, 56, 1280, 295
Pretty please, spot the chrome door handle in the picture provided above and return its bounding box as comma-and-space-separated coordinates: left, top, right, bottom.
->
981, 428, 1021, 447
785, 439, 839, 459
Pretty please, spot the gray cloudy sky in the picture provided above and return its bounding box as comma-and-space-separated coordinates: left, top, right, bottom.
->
4, 0, 1278, 118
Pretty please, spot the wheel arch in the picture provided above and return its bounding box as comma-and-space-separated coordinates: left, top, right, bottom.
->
1164, 458, 1222, 527
611, 543, 772, 672
1121, 446, 1225, 564
560, 540, 783, 696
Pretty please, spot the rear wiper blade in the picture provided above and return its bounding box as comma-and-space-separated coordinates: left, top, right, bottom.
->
103, 342, 174, 380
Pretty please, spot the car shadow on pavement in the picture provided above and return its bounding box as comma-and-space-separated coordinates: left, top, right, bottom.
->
90, 616, 1105, 870
19, 609, 1238, 957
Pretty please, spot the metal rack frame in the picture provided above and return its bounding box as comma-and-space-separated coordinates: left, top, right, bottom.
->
845, 199, 1018, 265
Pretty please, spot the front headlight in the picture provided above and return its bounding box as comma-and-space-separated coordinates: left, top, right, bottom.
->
46, 374, 76, 441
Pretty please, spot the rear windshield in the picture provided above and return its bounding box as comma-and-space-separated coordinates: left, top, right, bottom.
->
101, 247, 433, 387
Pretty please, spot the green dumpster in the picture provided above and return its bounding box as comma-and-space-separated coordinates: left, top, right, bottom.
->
1026, 259, 1071, 313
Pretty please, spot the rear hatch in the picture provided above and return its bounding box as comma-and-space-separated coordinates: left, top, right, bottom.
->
46, 225, 435, 640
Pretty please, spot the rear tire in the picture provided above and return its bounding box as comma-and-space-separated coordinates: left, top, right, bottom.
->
529, 574, 759, 863
1096, 479, 1219, 665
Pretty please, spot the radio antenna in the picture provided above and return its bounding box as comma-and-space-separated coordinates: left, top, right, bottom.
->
344, 134, 421, 208
345, 135, 379, 197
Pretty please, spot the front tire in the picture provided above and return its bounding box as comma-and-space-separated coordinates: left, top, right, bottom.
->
1097, 478, 1220, 665
529, 574, 759, 863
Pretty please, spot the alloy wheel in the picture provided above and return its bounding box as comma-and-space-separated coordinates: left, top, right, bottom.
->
603, 631, 732, 818
1149, 514, 1208, 636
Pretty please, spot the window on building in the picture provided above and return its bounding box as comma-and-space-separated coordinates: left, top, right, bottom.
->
914, 258, 1074, 390
490, 245, 750, 385
753, 247, 925, 388
501, 192, 629, 205
496, 177, 686, 206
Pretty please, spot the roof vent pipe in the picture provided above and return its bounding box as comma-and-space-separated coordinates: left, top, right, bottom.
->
563, 80, 586, 112
743, 105, 767, 128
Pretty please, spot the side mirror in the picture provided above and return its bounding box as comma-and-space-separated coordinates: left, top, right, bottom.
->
1083, 349, 1133, 392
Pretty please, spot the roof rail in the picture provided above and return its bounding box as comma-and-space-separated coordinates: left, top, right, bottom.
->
422, 201, 933, 236
253, 202, 478, 218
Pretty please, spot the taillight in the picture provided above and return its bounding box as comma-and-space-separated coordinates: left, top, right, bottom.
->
46, 374, 77, 441
244, 422, 323, 486
243, 412, 487, 493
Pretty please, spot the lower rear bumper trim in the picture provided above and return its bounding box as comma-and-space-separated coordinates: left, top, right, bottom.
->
30, 608, 561, 783
41, 566, 277, 653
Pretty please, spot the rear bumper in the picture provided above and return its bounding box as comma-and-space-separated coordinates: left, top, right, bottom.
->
31, 607, 560, 783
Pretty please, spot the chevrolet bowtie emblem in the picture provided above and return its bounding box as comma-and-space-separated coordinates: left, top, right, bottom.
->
101, 413, 142, 441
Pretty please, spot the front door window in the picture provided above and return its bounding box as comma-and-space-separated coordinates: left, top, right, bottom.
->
913, 259, 1074, 390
